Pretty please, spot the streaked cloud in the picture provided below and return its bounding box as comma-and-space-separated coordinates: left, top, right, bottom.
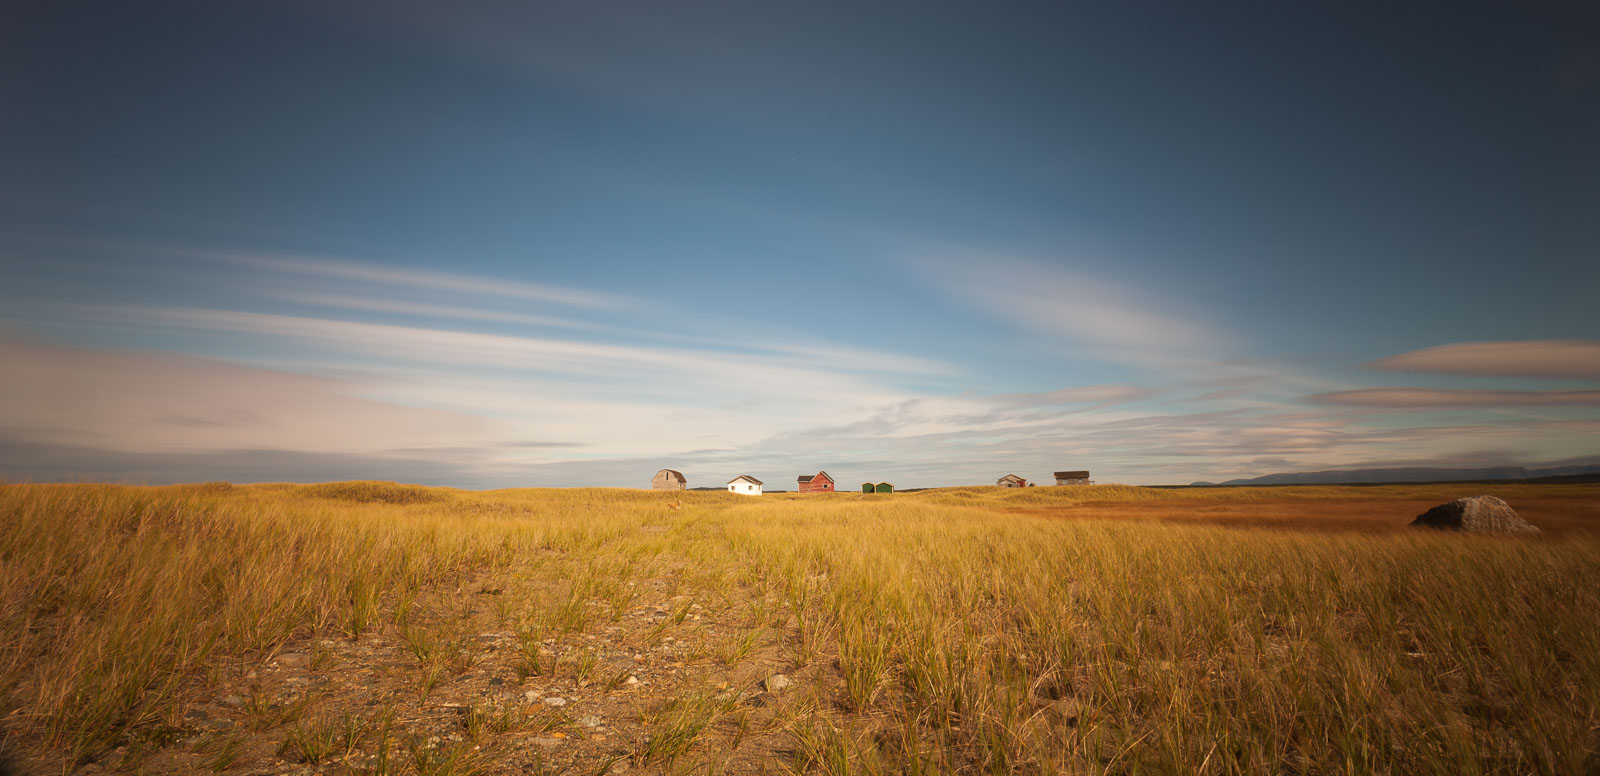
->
270, 291, 602, 330
1310, 387, 1600, 408
906, 252, 1228, 367
1368, 340, 1600, 380
994, 384, 1157, 408
105, 306, 936, 396
189, 249, 629, 310
0, 336, 494, 455
5, 237, 1595, 488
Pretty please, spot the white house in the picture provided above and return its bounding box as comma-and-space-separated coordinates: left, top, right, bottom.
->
727, 475, 763, 495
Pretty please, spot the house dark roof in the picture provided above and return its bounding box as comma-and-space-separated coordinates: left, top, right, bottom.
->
1054, 471, 1090, 479
728, 475, 763, 486
797, 475, 813, 483
798, 471, 833, 483
656, 469, 686, 481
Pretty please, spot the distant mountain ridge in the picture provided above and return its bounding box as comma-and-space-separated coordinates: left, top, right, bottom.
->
1191, 464, 1600, 487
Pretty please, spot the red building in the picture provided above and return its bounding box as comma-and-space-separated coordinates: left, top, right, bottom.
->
797, 470, 835, 493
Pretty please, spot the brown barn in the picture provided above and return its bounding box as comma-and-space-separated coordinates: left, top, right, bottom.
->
651, 469, 687, 490
997, 474, 1029, 488
797, 471, 835, 493
1054, 471, 1091, 486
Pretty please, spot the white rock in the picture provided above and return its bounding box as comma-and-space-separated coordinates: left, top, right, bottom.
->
543, 696, 567, 707
762, 674, 793, 693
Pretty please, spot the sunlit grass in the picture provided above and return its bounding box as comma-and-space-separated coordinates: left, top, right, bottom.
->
1, 481, 1597, 773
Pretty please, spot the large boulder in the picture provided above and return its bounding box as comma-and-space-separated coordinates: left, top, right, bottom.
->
1411, 495, 1539, 533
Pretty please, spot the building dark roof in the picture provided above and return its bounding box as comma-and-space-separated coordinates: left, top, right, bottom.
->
728, 475, 763, 486
797, 475, 813, 483
1054, 471, 1090, 479
656, 468, 686, 481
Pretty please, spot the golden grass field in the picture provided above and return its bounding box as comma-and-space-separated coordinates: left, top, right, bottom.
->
2, 481, 1598, 775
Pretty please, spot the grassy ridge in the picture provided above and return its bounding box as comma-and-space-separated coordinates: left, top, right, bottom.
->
2, 482, 1597, 773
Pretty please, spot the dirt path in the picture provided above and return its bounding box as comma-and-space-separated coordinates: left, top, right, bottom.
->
85, 556, 813, 775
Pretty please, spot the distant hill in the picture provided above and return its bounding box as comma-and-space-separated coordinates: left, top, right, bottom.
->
1191, 464, 1600, 487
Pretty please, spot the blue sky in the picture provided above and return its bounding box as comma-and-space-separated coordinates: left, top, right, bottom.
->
2, 1, 1597, 487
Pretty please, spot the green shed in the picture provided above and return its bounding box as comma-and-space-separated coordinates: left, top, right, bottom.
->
861, 482, 874, 494
874, 482, 894, 494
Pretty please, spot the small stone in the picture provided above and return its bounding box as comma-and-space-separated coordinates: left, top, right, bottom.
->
219, 695, 244, 708
625, 676, 639, 685
533, 737, 563, 748
761, 674, 793, 693
525, 690, 539, 703
275, 652, 310, 668
579, 715, 602, 728
489, 677, 504, 686
543, 696, 567, 707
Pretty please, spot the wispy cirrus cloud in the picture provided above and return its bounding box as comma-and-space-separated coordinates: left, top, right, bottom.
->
905, 252, 1228, 367
7, 236, 1594, 488
106, 305, 939, 390
187, 249, 630, 310
1310, 387, 1600, 408
204, 248, 951, 377
54, 300, 949, 459
270, 290, 603, 330
1368, 340, 1600, 380
0, 336, 496, 455
993, 384, 1157, 408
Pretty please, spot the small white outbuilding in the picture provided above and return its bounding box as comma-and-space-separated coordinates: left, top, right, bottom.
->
727, 475, 763, 496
